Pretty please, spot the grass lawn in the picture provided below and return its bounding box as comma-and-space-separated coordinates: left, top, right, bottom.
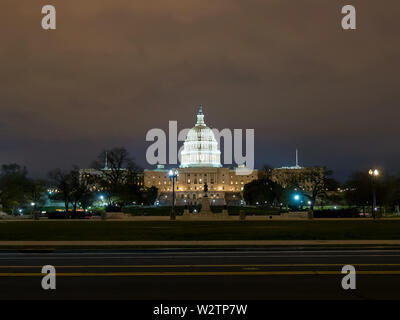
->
0, 220, 399, 241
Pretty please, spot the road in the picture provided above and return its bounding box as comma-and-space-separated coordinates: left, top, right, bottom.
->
0, 248, 400, 300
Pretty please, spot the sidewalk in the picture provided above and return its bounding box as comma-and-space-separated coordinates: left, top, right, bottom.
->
1, 240, 400, 246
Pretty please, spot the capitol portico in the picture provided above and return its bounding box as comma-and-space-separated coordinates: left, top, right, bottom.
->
144, 106, 258, 206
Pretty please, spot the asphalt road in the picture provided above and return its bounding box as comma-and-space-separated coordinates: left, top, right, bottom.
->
1, 248, 400, 300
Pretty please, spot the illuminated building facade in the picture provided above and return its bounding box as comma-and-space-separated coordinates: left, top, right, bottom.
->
144, 106, 258, 205
270, 150, 323, 192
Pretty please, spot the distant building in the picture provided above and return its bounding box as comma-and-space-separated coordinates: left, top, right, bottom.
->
80, 109, 322, 205
144, 106, 258, 205
79, 156, 144, 191
271, 150, 323, 192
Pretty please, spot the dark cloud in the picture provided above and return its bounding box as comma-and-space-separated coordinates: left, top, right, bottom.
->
0, 0, 399, 180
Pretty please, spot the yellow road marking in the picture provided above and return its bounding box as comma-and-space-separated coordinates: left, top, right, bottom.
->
1, 263, 400, 268
1, 271, 400, 276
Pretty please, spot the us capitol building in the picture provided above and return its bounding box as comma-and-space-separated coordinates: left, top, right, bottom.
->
144, 106, 258, 206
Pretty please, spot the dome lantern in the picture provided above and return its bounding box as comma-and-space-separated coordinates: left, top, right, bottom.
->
196, 104, 205, 126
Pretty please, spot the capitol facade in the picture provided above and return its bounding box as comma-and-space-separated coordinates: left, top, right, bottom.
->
144, 106, 258, 206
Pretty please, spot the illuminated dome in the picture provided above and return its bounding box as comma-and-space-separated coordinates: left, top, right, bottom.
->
180, 105, 222, 168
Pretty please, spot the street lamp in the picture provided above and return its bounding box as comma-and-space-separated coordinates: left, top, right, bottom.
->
168, 169, 178, 221
30, 202, 37, 219
368, 168, 379, 219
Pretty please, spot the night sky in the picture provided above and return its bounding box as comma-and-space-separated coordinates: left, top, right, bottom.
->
1, 1, 399, 181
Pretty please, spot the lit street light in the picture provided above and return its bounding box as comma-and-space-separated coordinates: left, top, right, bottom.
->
292, 193, 302, 210
30, 202, 38, 220
369, 169, 379, 177
168, 169, 178, 221
368, 168, 380, 219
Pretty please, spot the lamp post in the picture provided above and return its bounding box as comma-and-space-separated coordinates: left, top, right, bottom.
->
293, 194, 301, 210
31, 202, 37, 220
368, 169, 379, 219
168, 169, 178, 221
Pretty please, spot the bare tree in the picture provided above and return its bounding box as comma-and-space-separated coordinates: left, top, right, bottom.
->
0, 164, 31, 213
49, 167, 96, 218
294, 167, 336, 214
91, 147, 141, 206
70, 168, 95, 215
49, 168, 73, 216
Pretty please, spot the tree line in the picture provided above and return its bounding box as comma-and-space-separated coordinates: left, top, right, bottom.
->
0, 147, 157, 216
243, 165, 400, 215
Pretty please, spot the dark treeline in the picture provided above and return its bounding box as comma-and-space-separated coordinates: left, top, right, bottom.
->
243, 165, 400, 215
0, 147, 157, 216
1, 153, 400, 216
